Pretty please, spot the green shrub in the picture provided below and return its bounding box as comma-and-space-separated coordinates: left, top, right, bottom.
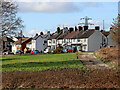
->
53, 46, 63, 54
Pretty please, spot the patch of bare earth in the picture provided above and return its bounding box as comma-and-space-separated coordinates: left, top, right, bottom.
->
2, 68, 120, 89
95, 47, 119, 65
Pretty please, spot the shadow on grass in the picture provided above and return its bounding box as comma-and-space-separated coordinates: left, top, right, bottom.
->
2, 58, 19, 61
2, 60, 83, 68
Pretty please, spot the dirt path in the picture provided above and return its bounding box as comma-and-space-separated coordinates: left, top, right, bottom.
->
78, 52, 111, 69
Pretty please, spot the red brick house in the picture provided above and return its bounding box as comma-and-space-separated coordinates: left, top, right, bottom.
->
12, 37, 32, 54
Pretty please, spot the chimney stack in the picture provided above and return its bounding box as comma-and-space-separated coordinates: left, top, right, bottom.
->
64, 27, 68, 29
47, 31, 50, 37
78, 26, 83, 31
40, 32, 43, 35
83, 26, 88, 31
36, 33, 38, 36
95, 26, 100, 30
110, 27, 113, 32
75, 26, 77, 31
69, 27, 74, 33
57, 27, 60, 33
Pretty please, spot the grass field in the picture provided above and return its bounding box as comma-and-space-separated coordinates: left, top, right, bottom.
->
2, 53, 86, 72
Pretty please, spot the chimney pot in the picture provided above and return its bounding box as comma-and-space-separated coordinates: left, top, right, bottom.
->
69, 27, 74, 33
75, 26, 77, 31
40, 32, 43, 35
83, 26, 88, 31
78, 26, 83, 31
57, 27, 60, 33
36, 33, 38, 36
95, 26, 100, 30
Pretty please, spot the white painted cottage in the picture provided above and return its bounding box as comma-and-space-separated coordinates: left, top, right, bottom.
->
48, 26, 108, 51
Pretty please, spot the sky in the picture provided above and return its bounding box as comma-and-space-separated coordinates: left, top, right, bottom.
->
15, 1, 118, 37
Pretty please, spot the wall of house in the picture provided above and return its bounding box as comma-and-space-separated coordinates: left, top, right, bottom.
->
50, 39, 57, 49
12, 44, 17, 54
12, 44, 21, 54
21, 39, 32, 51
107, 33, 115, 46
48, 40, 52, 46
80, 38, 88, 51
33, 37, 48, 52
26, 44, 32, 50
57, 39, 63, 45
88, 30, 106, 51
32, 40, 36, 50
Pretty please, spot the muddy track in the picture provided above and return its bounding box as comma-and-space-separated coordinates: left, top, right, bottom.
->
78, 52, 111, 69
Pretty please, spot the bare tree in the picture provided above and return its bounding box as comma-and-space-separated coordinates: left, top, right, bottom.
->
0, 0, 24, 51
110, 16, 120, 46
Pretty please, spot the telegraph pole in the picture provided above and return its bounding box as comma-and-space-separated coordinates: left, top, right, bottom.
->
103, 20, 105, 30
78, 16, 94, 27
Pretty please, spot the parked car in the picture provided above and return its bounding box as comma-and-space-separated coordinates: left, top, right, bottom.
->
2, 51, 14, 55
31, 50, 40, 54
16, 50, 24, 54
63, 49, 67, 53
67, 47, 77, 52
44, 48, 49, 53
26, 50, 31, 54
2, 51, 9, 55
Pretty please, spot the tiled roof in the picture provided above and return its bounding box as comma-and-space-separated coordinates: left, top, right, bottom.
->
48, 29, 96, 40
48, 31, 63, 40
58, 31, 69, 39
65, 29, 94, 39
102, 31, 110, 37
14, 37, 32, 44
79, 29, 95, 39
33, 35, 39, 40
33, 35, 48, 40
3, 37, 14, 42
65, 31, 76, 39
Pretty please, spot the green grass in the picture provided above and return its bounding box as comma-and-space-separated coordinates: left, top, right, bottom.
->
1, 53, 86, 72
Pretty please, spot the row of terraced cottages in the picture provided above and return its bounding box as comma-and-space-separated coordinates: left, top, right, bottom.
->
47, 26, 115, 52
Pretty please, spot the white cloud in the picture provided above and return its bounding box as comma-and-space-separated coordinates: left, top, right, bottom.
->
84, 2, 100, 7
13, 0, 119, 2
17, 2, 82, 13
24, 30, 39, 37
14, 1, 102, 13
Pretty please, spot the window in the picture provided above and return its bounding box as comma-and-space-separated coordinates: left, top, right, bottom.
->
73, 39, 75, 42
66, 39, 67, 42
104, 39, 106, 42
84, 46, 86, 50
49, 41, 51, 44
84, 39, 86, 42
68, 39, 70, 42
53, 40, 55, 43
52, 46, 55, 49
44, 40, 47, 43
78, 39, 80, 42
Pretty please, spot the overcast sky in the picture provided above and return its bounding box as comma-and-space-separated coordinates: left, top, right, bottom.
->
14, 1, 118, 37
